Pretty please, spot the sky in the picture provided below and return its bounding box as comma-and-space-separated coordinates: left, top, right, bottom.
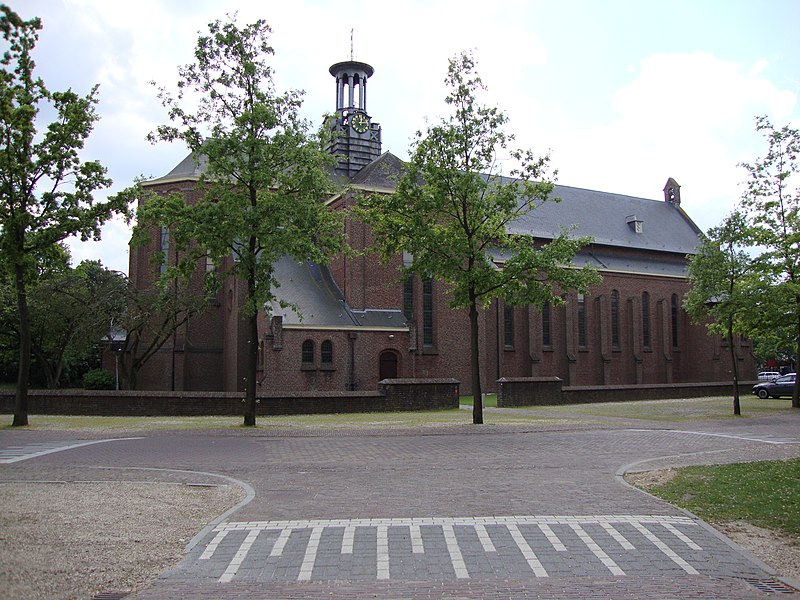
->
15, 0, 800, 274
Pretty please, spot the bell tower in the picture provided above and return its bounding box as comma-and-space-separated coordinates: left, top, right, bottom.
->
326, 60, 382, 179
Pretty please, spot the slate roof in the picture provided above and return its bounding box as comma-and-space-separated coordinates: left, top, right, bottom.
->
150, 150, 701, 327
350, 153, 702, 256
268, 255, 406, 328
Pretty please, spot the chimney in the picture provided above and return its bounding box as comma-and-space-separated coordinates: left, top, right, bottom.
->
664, 177, 681, 206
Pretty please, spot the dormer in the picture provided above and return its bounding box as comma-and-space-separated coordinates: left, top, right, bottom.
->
664, 177, 681, 206
626, 214, 644, 234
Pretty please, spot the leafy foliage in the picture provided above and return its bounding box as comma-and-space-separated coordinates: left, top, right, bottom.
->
138, 15, 344, 425
684, 212, 754, 414
81, 368, 114, 390
0, 6, 133, 425
738, 117, 800, 407
359, 51, 599, 424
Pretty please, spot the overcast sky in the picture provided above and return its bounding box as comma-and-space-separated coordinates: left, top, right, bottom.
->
16, 0, 800, 274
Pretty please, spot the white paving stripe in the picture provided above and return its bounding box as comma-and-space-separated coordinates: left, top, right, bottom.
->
570, 523, 625, 576
204, 515, 705, 583
376, 525, 390, 580
474, 524, 496, 552
442, 524, 469, 579
507, 524, 548, 578
600, 522, 635, 550
410, 524, 425, 554
341, 525, 355, 554
270, 528, 292, 557
630, 521, 699, 575
219, 529, 260, 583
662, 522, 703, 550
0, 438, 142, 463
298, 527, 323, 581
200, 529, 229, 560
539, 523, 566, 551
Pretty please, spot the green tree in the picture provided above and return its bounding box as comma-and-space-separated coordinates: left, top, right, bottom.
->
0, 6, 132, 426
359, 52, 600, 424
739, 117, 800, 408
684, 212, 754, 415
138, 15, 344, 425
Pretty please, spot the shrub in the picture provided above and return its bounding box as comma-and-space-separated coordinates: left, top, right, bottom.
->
82, 369, 115, 390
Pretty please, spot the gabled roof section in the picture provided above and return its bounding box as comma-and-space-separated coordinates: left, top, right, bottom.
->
143, 152, 207, 186
508, 183, 702, 254
268, 256, 408, 329
348, 151, 404, 190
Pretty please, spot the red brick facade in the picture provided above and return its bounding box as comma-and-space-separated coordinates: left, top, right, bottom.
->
129, 180, 755, 395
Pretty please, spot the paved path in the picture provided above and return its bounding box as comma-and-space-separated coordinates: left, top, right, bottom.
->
2, 412, 800, 598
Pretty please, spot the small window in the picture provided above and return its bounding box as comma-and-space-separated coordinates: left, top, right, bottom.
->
542, 301, 552, 348
321, 340, 333, 365
642, 292, 651, 349
577, 293, 587, 349
301, 340, 314, 365
611, 290, 620, 350
503, 303, 514, 348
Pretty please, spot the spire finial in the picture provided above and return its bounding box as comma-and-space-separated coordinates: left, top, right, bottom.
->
350, 28, 354, 61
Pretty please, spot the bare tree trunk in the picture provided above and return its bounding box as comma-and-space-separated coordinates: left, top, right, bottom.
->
728, 320, 741, 416
469, 294, 483, 425
243, 239, 259, 427
13, 264, 30, 427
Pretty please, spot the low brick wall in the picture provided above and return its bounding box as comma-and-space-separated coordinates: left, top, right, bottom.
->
0, 379, 460, 417
496, 377, 758, 407
497, 377, 564, 407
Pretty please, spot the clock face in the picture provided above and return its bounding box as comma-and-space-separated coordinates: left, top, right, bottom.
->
350, 113, 370, 133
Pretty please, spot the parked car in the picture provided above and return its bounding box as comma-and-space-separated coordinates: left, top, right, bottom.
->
752, 373, 796, 399
757, 371, 781, 381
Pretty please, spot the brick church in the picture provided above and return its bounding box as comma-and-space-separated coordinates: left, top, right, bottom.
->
132, 59, 755, 394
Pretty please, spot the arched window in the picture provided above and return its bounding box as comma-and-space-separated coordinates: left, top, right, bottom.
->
321, 340, 333, 365
642, 292, 651, 349
159, 226, 169, 274
671, 294, 679, 348
611, 290, 620, 350
301, 340, 314, 365
577, 293, 587, 349
503, 303, 514, 348
403, 274, 414, 320
542, 301, 552, 348
422, 277, 434, 347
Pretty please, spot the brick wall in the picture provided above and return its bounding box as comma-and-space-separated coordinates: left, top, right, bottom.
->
496, 376, 758, 407
0, 379, 459, 417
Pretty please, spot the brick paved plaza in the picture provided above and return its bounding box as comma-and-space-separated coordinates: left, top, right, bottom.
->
2, 410, 800, 598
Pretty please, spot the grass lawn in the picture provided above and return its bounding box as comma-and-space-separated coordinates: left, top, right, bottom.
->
515, 396, 797, 421
2, 395, 796, 431
637, 458, 800, 537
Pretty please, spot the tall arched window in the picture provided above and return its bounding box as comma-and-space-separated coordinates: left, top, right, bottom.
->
503, 303, 514, 348
611, 290, 620, 350
422, 277, 434, 347
321, 340, 333, 365
577, 293, 587, 349
403, 274, 414, 321
671, 294, 679, 348
642, 292, 651, 349
542, 301, 552, 348
301, 340, 314, 365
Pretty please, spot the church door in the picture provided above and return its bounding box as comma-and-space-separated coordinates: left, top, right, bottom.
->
378, 350, 399, 380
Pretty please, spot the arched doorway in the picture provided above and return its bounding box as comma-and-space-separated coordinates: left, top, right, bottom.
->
378, 350, 399, 380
